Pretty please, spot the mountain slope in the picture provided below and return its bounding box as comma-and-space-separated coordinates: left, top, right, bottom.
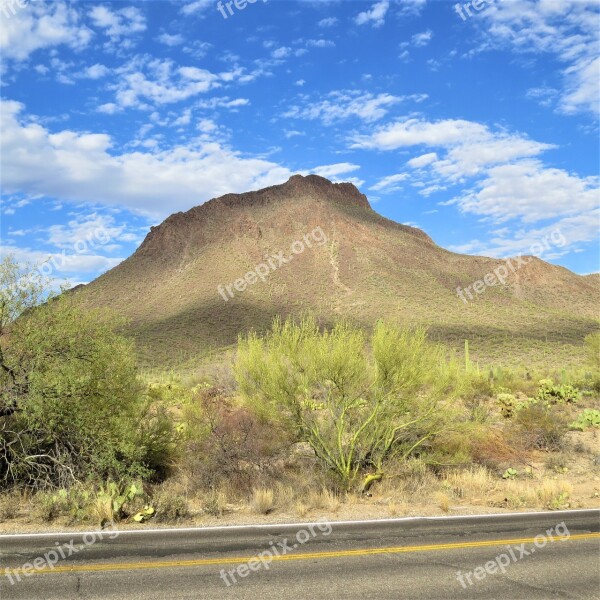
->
76, 175, 598, 369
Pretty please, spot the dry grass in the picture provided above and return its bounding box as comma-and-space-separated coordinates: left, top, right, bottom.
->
386, 498, 409, 517
251, 488, 275, 515
0, 491, 22, 521
443, 466, 495, 501
91, 495, 114, 525
202, 488, 228, 516
502, 479, 573, 510
307, 488, 341, 512
275, 484, 296, 510
436, 492, 450, 513
295, 501, 308, 518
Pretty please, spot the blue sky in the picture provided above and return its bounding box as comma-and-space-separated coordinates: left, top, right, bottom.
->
1, 0, 598, 287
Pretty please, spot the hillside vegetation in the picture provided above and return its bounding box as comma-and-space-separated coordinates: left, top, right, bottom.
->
74, 175, 598, 371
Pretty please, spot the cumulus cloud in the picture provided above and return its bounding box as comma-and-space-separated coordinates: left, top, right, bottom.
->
450, 160, 600, 223
479, 0, 600, 116
157, 32, 185, 47
0, 100, 364, 220
355, 0, 389, 27
351, 118, 553, 180
369, 173, 409, 193
0, 1, 92, 63
310, 163, 361, 180
90, 5, 146, 40
101, 56, 256, 110
352, 113, 599, 259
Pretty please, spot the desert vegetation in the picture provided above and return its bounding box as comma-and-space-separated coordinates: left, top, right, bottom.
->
0, 255, 599, 530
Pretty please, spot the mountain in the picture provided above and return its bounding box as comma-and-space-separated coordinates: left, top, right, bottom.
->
75, 175, 598, 370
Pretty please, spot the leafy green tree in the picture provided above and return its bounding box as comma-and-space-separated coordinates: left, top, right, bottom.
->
235, 317, 454, 489
0, 256, 171, 489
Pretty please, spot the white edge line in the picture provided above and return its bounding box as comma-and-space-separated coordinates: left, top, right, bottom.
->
0, 509, 598, 541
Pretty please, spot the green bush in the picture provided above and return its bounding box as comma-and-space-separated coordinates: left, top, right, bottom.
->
153, 487, 189, 522
514, 404, 565, 451
0, 257, 174, 490
569, 409, 600, 431
235, 317, 456, 489
535, 379, 580, 405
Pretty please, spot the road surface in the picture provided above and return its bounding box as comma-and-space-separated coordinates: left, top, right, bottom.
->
1, 509, 599, 599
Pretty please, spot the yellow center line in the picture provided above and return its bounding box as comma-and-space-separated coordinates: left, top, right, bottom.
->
4, 532, 599, 577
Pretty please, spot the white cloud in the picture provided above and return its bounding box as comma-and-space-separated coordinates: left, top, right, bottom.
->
407, 152, 438, 168
284, 91, 425, 125
81, 63, 110, 79
352, 114, 598, 247
45, 213, 129, 250
104, 57, 254, 110
0, 243, 124, 276
305, 39, 335, 48
157, 32, 185, 47
180, 0, 213, 16
318, 17, 338, 27
351, 118, 552, 180
0, 100, 296, 219
355, 0, 389, 28
310, 163, 361, 179
411, 30, 432, 47
271, 46, 291, 59
0, 1, 92, 63
284, 130, 304, 139
195, 96, 249, 109
369, 173, 409, 192
451, 160, 600, 223
90, 5, 146, 40
447, 211, 600, 260
352, 118, 490, 150
479, 0, 600, 116
97, 102, 120, 114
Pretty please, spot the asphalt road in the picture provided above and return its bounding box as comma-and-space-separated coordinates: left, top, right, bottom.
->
1, 509, 599, 599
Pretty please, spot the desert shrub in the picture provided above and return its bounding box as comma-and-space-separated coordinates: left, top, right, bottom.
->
0, 490, 21, 521
153, 486, 189, 522
470, 427, 524, 469
496, 391, 532, 418
569, 409, 600, 431
33, 489, 71, 522
0, 257, 174, 490
514, 404, 565, 451
94, 480, 145, 523
456, 370, 494, 402
497, 393, 517, 418
181, 391, 288, 496
535, 379, 580, 405
136, 400, 178, 481
202, 488, 228, 516
235, 317, 456, 489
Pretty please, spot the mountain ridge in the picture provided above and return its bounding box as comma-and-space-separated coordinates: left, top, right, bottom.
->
76, 175, 598, 370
